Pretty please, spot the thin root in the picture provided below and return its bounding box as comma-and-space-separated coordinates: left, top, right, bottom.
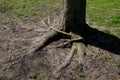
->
53, 44, 76, 78
55, 38, 82, 48
41, 19, 75, 36
2, 53, 28, 70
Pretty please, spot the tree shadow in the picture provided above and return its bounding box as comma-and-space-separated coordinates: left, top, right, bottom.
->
80, 24, 120, 55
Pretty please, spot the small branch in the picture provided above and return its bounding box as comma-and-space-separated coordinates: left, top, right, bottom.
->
55, 38, 82, 48
41, 20, 74, 36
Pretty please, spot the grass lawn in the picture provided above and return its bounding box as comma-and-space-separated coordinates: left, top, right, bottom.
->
87, 0, 120, 27
0, 0, 120, 37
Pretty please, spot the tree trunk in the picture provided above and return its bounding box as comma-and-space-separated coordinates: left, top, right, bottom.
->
61, 0, 87, 34
28, 0, 87, 53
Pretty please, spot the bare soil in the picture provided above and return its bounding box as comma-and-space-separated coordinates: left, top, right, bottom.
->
0, 15, 120, 80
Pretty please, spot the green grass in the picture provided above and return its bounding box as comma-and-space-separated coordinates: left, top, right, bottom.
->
118, 64, 120, 69
31, 74, 38, 79
0, 0, 120, 37
87, 0, 120, 27
0, 0, 61, 19
0, 0, 119, 26
15, 72, 21, 77
103, 29, 115, 36
78, 73, 85, 80
114, 28, 120, 37
79, 63, 84, 67
107, 15, 120, 27
1, 20, 9, 25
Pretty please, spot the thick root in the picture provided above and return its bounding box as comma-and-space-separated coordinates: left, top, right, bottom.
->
52, 42, 86, 79
58, 44, 76, 70
55, 38, 82, 48
77, 42, 86, 63
29, 31, 58, 53
53, 43, 76, 78
3, 31, 58, 70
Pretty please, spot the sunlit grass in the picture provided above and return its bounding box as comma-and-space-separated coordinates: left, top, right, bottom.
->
0, 0, 61, 19
0, 0, 119, 26
0, 0, 120, 37
87, 0, 120, 27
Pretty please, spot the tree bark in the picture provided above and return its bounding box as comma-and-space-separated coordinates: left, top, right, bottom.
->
61, 0, 87, 34
28, 0, 87, 53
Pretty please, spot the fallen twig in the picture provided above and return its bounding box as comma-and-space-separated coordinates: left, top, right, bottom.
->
41, 19, 74, 36
55, 38, 82, 48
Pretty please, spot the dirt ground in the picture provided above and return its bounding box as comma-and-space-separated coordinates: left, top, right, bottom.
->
0, 15, 120, 80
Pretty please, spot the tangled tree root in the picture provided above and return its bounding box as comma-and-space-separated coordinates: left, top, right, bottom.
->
52, 42, 86, 79
4, 17, 86, 79
29, 31, 58, 53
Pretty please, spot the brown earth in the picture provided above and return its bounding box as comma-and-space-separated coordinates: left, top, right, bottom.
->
0, 14, 120, 80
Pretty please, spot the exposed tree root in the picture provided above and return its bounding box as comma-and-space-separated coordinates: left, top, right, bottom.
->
31, 16, 83, 53
52, 42, 86, 79
55, 38, 82, 48
76, 42, 86, 63
41, 18, 82, 48
29, 17, 76, 53
53, 44, 76, 78
1, 30, 58, 70
2, 19, 58, 70
4, 16, 84, 74
41, 18, 75, 36
29, 31, 58, 53
58, 44, 76, 69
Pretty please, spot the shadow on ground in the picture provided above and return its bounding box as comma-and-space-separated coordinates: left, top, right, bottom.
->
80, 24, 120, 55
